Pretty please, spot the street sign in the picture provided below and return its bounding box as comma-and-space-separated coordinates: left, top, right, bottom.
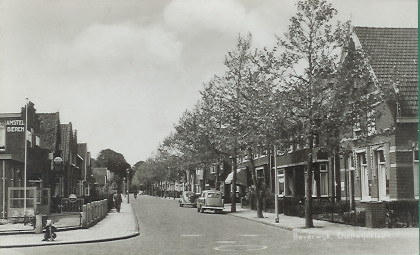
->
69, 194, 77, 202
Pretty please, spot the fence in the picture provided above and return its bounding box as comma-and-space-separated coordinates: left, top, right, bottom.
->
81, 199, 108, 228
61, 198, 84, 212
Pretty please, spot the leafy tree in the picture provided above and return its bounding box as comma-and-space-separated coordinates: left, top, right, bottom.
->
96, 149, 131, 179
278, 0, 375, 227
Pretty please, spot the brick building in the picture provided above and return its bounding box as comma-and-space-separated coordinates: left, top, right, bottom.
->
0, 102, 50, 218
339, 27, 418, 205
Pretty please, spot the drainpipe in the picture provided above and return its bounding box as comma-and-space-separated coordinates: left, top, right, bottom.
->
2, 161, 5, 219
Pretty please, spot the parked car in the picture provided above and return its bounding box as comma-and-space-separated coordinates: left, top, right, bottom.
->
196, 190, 224, 213
179, 191, 198, 207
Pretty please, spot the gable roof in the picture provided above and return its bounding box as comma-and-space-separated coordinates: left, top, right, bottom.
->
353, 27, 418, 117
37, 112, 60, 152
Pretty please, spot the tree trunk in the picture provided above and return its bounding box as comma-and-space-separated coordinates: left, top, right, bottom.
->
202, 167, 207, 191
305, 137, 314, 228
231, 155, 237, 212
249, 148, 264, 218
192, 170, 197, 193
215, 163, 220, 190
334, 153, 341, 202
329, 156, 335, 203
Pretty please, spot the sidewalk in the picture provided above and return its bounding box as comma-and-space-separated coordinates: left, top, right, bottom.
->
223, 204, 418, 239
0, 198, 139, 248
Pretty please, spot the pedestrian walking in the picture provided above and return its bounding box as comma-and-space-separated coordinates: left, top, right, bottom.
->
114, 190, 122, 213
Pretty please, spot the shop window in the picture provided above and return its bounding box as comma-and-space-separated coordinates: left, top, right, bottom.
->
0, 121, 5, 150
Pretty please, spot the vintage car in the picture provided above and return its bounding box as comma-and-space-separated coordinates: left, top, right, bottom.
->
179, 191, 198, 207
196, 190, 224, 213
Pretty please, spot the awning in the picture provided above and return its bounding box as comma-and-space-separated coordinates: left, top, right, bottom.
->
225, 168, 247, 186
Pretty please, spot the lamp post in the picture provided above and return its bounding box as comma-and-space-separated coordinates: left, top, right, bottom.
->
23, 98, 28, 217
126, 168, 130, 204
274, 145, 279, 223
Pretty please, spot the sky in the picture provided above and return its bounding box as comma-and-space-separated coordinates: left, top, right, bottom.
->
0, 0, 417, 165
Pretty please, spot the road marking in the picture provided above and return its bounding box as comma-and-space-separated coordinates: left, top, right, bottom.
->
181, 234, 202, 237
214, 245, 268, 251
240, 234, 258, 237
216, 241, 236, 244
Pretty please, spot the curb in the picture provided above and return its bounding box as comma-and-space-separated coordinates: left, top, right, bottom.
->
226, 211, 294, 231
0, 232, 140, 249
0, 204, 140, 249
0, 226, 81, 236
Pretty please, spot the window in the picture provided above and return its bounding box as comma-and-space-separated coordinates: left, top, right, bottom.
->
353, 116, 362, 137
367, 110, 376, 136
254, 150, 259, 159
9, 188, 35, 208
26, 130, 32, 147
261, 150, 268, 157
349, 155, 355, 169
35, 136, 40, 147
210, 166, 216, 174
319, 164, 328, 196
207, 193, 220, 198
85, 185, 90, 196
287, 142, 293, 153
277, 169, 285, 196
0, 121, 5, 150
256, 168, 264, 178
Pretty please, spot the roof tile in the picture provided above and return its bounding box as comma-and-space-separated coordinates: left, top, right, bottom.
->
354, 27, 418, 116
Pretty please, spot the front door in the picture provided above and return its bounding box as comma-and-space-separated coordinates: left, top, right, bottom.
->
358, 153, 370, 201
377, 150, 389, 200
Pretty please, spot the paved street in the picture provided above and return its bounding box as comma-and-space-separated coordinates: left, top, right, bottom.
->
2, 195, 418, 255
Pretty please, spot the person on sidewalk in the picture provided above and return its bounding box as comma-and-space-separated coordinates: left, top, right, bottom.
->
42, 220, 57, 241
114, 190, 123, 213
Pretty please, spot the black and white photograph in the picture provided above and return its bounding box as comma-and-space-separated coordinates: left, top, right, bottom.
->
0, 0, 418, 254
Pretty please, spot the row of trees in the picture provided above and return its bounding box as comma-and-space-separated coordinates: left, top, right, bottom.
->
133, 0, 392, 228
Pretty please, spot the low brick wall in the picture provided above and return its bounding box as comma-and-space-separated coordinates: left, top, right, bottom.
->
81, 199, 108, 228
364, 202, 386, 228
